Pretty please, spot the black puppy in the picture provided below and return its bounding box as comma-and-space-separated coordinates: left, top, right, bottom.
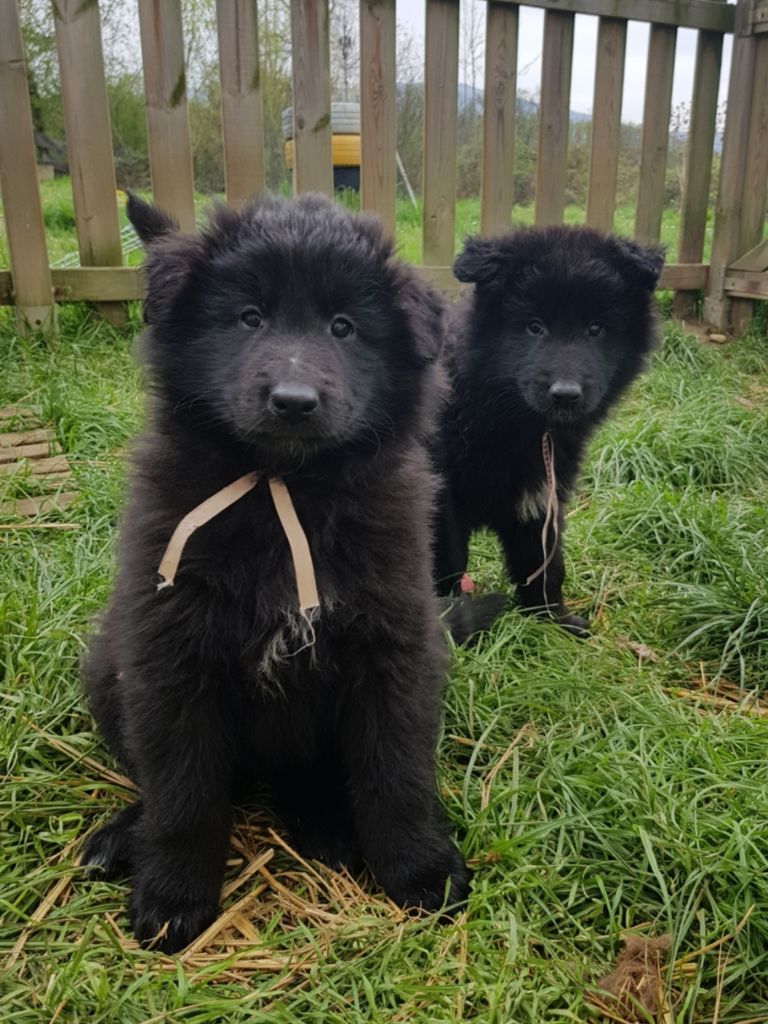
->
82, 193, 469, 953
433, 226, 664, 635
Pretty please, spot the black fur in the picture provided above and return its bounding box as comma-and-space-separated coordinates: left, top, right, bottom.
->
434, 226, 664, 634
82, 194, 469, 953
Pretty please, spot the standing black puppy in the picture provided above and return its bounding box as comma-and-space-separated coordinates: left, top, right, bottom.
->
82, 194, 469, 953
434, 226, 664, 635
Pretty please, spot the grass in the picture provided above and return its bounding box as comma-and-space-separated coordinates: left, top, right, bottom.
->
1, 302, 768, 1022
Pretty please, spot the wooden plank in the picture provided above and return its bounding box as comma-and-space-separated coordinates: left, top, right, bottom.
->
678, 31, 723, 264
0, 268, 143, 304
53, 0, 124, 325
730, 238, 768, 272
586, 17, 626, 232
0, 406, 40, 424
0, 0, 55, 334
216, 0, 265, 206
359, 0, 397, 238
0, 429, 55, 448
732, 35, 768, 330
0, 442, 54, 463
480, 0, 734, 33
0, 455, 71, 477
705, 0, 759, 329
480, 2, 519, 235
1, 262, 707, 303
724, 274, 768, 300
138, 0, 196, 231
422, 0, 460, 265
535, 10, 574, 226
673, 27, 724, 319
290, 0, 333, 196
420, 263, 707, 294
634, 24, 677, 244
0, 493, 78, 518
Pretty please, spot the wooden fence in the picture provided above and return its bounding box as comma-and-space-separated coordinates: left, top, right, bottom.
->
0, 0, 767, 335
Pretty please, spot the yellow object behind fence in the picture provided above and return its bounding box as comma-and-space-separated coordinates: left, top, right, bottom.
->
284, 134, 361, 170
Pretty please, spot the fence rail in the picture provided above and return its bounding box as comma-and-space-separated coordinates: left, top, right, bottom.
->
0, 0, 766, 335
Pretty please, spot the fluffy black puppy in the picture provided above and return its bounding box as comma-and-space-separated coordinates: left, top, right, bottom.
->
434, 226, 664, 635
82, 193, 469, 953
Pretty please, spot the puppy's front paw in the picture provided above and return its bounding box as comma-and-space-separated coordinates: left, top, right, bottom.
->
129, 884, 218, 954
385, 843, 471, 917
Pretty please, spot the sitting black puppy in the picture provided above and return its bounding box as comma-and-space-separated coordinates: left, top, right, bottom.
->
433, 226, 664, 635
82, 193, 469, 953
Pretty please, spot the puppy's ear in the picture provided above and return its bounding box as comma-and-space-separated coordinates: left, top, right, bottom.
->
399, 275, 445, 363
126, 192, 178, 245
453, 237, 503, 285
611, 238, 666, 290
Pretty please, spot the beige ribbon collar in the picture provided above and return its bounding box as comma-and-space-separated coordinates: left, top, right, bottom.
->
156, 472, 320, 617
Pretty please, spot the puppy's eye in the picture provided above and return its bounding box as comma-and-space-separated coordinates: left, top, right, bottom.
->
241, 307, 264, 329
587, 321, 605, 338
526, 319, 546, 337
331, 316, 355, 339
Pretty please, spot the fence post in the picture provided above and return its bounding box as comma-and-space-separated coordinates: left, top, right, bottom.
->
360, 0, 396, 239
673, 28, 724, 319
730, 33, 768, 332
635, 24, 677, 244
422, 0, 460, 267
480, 1, 518, 236
216, 0, 266, 206
290, 0, 333, 196
586, 17, 627, 232
705, 0, 758, 330
0, 0, 55, 335
54, 0, 124, 325
535, 10, 574, 226
138, 0, 196, 232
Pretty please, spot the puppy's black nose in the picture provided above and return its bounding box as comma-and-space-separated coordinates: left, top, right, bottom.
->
549, 380, 583, 404
269, 383, 319, 423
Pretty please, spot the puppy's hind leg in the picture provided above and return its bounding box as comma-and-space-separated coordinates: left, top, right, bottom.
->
82, 618, 134, 772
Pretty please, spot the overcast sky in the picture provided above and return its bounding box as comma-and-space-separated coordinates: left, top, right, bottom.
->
395, 0, 733, 124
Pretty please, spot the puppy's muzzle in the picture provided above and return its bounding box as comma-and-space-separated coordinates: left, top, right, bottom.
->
269, 383, 319, 425
548, 380, 583, 405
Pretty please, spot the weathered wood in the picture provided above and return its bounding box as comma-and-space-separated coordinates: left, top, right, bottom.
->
480, 2, 518, 235
724, 273, 768, 300
480, 0, 734, 33
535, 9, 574, 226
0, 454, 70, 477
731, 35, 768, 331
417, 262, 706, 295
0, 442, 53, 463
635, 24, 677, 244
0, 0, 54, 334
673, 27, 724, 318
290, 0, 333, 195
0, 493, 78, 517
730, 238, 768, 272
54, 0, 124, 324
216, 0, 265, 206
0, 428, 55, 448
586, 17, 626, 232
705, 0, 759, 328
138, 0, 196, 231
359, 0, 396, 237
422, 0, 460, 265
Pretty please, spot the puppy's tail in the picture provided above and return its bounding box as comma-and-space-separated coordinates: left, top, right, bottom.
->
439, 592, 510, 645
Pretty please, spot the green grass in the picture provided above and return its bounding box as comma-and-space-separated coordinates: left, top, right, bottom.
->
1, 304, 768, 1022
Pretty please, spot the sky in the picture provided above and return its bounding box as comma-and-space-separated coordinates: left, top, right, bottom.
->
394, 0, 733, 124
